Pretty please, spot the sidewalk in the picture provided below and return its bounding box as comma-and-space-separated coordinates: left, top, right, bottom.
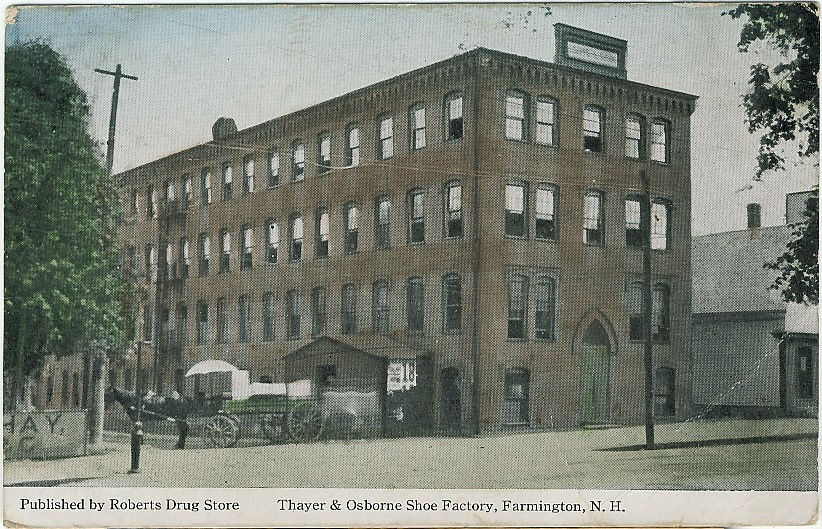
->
4, 417, 817, 490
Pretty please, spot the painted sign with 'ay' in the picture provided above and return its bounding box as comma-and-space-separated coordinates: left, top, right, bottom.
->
3, 410, 87, 460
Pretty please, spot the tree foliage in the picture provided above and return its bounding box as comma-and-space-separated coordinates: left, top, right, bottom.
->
725, 3, 819, 178
4, 41, 126, 386
726, 4, 819, 305
765, 189, 819, 305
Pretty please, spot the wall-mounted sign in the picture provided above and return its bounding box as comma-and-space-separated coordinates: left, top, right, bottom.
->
566, 41, 620, 69
3, 410, 88, 460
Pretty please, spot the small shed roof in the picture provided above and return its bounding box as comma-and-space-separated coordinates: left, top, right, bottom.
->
286, 335, 430, 360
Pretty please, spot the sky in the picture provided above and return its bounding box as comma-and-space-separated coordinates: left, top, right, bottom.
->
8, 3, 818, 235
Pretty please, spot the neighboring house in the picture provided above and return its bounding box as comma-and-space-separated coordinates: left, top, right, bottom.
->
39, 24, 697, 432
691, 191, 818, 418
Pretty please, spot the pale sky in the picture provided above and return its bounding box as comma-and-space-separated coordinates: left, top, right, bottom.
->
8, 3, 819, 235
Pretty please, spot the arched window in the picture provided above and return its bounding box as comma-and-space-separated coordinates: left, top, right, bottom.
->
317, 132, 331, 173
507, 273, 528, 339
408, 189, 425, 244
375, 195, 391, 249
409, 102, 426, 150
650, 119, 670, 163
286, 290, 300, 339
266, 220, 279, 265
651, 199, 670, 251
407, 276, 424, 332
535, 96, 558, 146
345, 124, 360, 166
316, 207, 329, 257
344, 202, 359, 254
444, 180, 462, 238
625, 113, 645, 159
444, 91, 463, 141
534, 275, 556, 340
442, 273, 461, 333
341, 284, 357, 334
290, 214, 303, 262
583, 190, 604, 245
267, 150, 280, 187
219, 229, 231, 273
377, 114, 394, 159
291, 140, 305, 181
583, 105, 605, 153
652, 283, 670, 342
373, 281, 390, 333
311, 287, 327, 337
505, 90, 528, 141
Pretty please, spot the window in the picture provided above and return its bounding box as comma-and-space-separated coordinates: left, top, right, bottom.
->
535, 276, 556, 340
625, 196, 642, 248
219, 229, 231, 273
268, 152, 280, 187
626, 114, 644, 159
216, 297, 229, 343
292, 141, 305, 181
164, 243, 173, 279
409, 103, 426, 150
201, 169, 212, 205
536, 96, 557, 146
445, 181, 462, 238
535, 184, 558, 240
341, 284, 357, 334
508, 273, 528, 339
148, 186, 157, 218
652, 283, 670, 342
654, 367, 676, 416
197, 301, 209, 344
178, 305, 188, 347
583, 106, 604, 153
290, 215, 303, 261
238, 294, 250, 343
650, 119, 669, 163
165, 180, 176, 208
796, 346, 814, 399
266, 220, 279, 265
442, 274, 461, 333
445, 92, 463, 141
243, 155, 254, 194
222, 163, 233, 201
312, 287, 327, 337
145, 244, 156, 283
179, 237, 190, 278
318, 132, 331, 174
198, 233, 210, 276
375, 196, 391, 249
503, 368, 529, 424
345, 125, 360, 166
505, 183, 526, 237
316, 208, 329, 258
406, 277, 424, 332
130, 189, 139, 216
378, 115, 394, 159
373, 281, 389, 333
408, 190, 425, 244
505, 91, 527, 141
344, 203, 359, 254
651, 200, 670, 250
182, 174, 192, 209
628, 281, 643, 341
583, 191, 604, 245
285, 290, 300, 340
262, 292, 276, 341
241, 225, 253, 270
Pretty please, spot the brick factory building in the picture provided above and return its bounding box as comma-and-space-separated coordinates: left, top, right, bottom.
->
47, 25, 697, 432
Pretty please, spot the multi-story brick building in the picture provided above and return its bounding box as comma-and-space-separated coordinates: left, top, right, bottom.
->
112, 24, 696, 432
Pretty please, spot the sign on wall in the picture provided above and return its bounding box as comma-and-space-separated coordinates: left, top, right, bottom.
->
3, 409, 88, 460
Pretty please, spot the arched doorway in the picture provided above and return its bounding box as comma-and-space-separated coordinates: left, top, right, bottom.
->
580, 320, 611, 425
440, 367, 461, 431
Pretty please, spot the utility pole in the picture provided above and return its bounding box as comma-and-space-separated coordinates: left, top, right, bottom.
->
640, 170, 655, 450
90, 64, 137, 447
95, 64, 138, 175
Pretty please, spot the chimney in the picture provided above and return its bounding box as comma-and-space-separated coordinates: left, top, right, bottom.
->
747, 202, 761, 239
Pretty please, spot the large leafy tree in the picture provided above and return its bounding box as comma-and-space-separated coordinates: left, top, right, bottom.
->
4, 41, 126, 408
725, 4, 819, 305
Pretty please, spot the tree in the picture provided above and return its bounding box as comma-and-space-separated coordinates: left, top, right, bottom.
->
725, 4, 818, 178
4, 41, 126, 410
766, 188, 819, 305
725, 4, 819, 304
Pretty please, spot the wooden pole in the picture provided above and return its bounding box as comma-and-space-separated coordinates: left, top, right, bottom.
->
640, 170, 655, 449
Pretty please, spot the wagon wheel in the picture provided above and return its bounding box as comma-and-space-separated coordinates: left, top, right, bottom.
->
259, 413, 286, 443
287, 402, 324, 442
205, 414, 240, 448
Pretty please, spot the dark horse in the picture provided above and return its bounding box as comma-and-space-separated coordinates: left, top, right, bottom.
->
104, 387, 192, 449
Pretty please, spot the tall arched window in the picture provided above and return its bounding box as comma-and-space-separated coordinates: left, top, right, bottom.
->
292, 140, 305, 181
345, 124, 360, 166
507, 273, 528, 339
505, 90, 528, 141
650, 119, 670, 163
583, 105, 604, 153
409, 102, 426, 150
535, 95, 558, 146
444, 91, 463, 141
442, 273, 461, 333
444, 180, 462, 239
290, 214, 303, 262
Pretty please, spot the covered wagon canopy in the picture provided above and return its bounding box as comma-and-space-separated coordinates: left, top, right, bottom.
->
185, 359, 240, 377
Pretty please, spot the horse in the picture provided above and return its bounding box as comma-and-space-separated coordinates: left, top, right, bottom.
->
104, 386, 191, 449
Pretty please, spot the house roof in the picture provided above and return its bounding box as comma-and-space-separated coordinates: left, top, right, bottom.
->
285, 335, 430, 360
691, 225, 792, 314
